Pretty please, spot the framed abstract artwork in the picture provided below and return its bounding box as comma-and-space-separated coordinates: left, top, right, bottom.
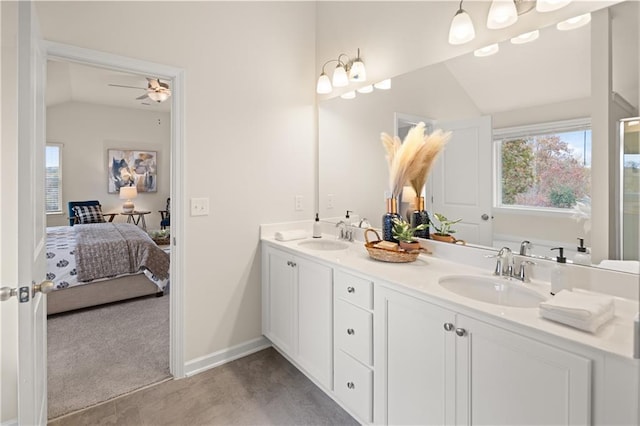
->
108, 149, 158, 193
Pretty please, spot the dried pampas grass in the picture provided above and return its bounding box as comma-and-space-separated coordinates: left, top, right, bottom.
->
381, 123, 451, 199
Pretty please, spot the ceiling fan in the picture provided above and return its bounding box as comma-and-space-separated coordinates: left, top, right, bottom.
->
108, 77, 172, 103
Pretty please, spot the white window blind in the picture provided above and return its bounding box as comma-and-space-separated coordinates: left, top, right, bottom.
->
46, 144, 63, 214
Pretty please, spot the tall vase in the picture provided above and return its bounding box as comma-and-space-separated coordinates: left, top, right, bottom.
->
411, 196, 430, 239
382, 197, 401, 242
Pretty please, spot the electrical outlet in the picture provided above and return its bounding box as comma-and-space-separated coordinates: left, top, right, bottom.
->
327, 194, 335, 209
295, 195, 303, 211
190, 197, 210, 216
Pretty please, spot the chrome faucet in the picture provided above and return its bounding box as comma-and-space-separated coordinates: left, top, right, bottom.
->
494, 247, 514, 277
358, 218, 371, 228
519, 240, 531, 256
335, 220, 353, 241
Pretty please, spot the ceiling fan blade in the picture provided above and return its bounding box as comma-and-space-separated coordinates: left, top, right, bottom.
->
136, 93, 149, 100
108, 83, 146, 90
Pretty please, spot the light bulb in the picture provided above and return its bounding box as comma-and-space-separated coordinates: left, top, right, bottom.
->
316, 73, 332, 94
487, 0, 518, 30
448, 8, 475, 45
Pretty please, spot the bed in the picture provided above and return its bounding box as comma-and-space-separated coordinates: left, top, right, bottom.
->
46, 223, 170, 315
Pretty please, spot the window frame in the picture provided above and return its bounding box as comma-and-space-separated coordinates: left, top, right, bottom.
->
45, 142, 64, 215
493, 118, 592, 217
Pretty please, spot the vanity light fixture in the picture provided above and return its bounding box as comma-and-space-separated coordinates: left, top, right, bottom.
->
487, 0, 518, 29
474, 43, 500, 57
510, 29, 540, 44
556, 13, 591, 31
373, 79, 392, 90
340, 91, 356, 100
536, 0, 571, 13
316, 49, 367, 94
448, 0, 476, 45
356, 85, 374, 94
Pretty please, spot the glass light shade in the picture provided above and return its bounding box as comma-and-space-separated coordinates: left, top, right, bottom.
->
349, 60, 367, 82
340, 91, 356, 100
374, 79, 392, 90
556, 13, 591, 31
148, 91, 169, 102
474, 43, 500, 57
316, 73, 332, 94
332, 64, 349, 87
536, 0, 571, 13
356, 85, 374, 94
448, 9, 475, 45
487, 0, 518, 29
510, 30, 540, 44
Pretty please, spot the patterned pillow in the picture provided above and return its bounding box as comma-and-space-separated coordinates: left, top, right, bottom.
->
73, 205, 106, 224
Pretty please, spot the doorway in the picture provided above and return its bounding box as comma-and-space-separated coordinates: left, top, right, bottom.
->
43, 41, 185, 417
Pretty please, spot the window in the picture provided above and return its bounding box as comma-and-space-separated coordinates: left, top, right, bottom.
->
495, 119, 591, 212
46, 144, 63, 214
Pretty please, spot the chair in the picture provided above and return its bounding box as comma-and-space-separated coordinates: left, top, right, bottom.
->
68, 200, 116, 226
159, 198, 170, 230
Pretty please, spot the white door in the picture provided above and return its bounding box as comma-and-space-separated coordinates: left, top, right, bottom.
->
430, 116, 493, 246
17, 2, 49, 424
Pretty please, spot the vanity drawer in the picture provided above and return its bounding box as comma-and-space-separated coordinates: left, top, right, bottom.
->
334, 350, 373, 424
335, 269, 373, 310
335, 299, 373, 366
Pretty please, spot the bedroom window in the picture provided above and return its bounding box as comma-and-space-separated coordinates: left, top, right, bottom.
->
46, 143, 63, 214
495, 118, 591, 213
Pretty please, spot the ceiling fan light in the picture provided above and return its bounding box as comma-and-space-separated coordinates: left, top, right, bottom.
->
536, 0, 571, 13
510, 30, 540, 44
449, 8, 475, 45
332, 64, 349, 87
148, 91, 169, 103
556, 13, 591, 31
487, 0, 518, 30
316, 73, 333, 94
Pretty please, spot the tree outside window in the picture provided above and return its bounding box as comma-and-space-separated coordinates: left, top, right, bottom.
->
498, 128, 591, 210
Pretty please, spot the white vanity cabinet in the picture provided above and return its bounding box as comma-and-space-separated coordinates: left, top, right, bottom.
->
262, 245, 333, 390
333, 269, 374, 423
374, 285, 592, 425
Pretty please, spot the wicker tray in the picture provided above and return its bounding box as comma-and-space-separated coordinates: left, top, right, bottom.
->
364, 229, 420, 263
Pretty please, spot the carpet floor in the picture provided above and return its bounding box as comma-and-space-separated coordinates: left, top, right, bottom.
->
47, 295, 171, 420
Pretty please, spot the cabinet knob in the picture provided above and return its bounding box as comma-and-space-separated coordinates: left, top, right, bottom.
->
286, 261, 291, 266
347, 286, 355, 293
347, 328, 355, 335
455, 328, 466, 337
290, 262, 296, 267
347, 382, 355, 390
443, 323, 454, 332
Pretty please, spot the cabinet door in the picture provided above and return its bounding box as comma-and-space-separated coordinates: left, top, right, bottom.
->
266, 248, 295, 354
297, 258, 333, 390
456, 315, 591, 426
375, 286, 456, 425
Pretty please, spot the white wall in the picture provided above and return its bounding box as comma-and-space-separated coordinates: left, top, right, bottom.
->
46, 102, 171, 228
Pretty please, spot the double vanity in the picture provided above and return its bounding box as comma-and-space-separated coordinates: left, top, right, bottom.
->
261, 223, 639, 425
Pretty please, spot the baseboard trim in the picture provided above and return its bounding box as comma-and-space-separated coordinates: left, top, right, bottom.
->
184, 336, 272, 377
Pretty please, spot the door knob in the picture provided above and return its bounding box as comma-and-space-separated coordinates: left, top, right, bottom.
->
33, 280, 54, 296
347, 382, 355, 389
0, 287, 18, 302
455, 328, 467, 337
347, 286, 355, 293
1, 280, 54, 302
443, 322, 454, 331
347, 328, 355, 335
481, 214, 490, 221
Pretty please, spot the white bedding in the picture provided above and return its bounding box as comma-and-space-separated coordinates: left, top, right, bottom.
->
46, 226, 168, 291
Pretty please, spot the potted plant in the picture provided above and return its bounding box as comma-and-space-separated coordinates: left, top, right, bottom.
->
431, 213, 462, 243
392, 218, 428, 251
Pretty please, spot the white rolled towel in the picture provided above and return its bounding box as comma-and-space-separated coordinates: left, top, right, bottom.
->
539, 289, 615, 333
274, 230, 308, 242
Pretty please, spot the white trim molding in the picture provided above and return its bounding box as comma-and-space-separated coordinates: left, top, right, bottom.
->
184, 337, 272, 377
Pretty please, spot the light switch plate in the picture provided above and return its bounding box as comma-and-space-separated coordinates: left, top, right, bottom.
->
191, 197, 210, 216
295, 195, 303, 211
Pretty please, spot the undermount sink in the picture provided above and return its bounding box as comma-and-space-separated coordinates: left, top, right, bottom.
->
298, 239, 350, 251
438, 275, 548, 308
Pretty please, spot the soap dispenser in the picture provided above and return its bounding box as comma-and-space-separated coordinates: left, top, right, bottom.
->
550, 247, 569, 295
574, 238, 591, 266
313, 213, 322, 238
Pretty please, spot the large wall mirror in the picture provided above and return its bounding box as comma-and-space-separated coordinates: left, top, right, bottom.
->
318, 1, 639, 271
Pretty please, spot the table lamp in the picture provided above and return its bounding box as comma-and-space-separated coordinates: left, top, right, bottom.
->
119, 186, 137, 213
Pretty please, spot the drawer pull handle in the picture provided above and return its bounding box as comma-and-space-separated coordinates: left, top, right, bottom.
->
443, 323, 454, 332
347, 286, 355, 293
455, 328, 466, 337
347, 382, 355, 390
347, 328, 355, 335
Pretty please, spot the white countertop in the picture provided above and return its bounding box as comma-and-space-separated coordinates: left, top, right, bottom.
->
262, 233, 639, 360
